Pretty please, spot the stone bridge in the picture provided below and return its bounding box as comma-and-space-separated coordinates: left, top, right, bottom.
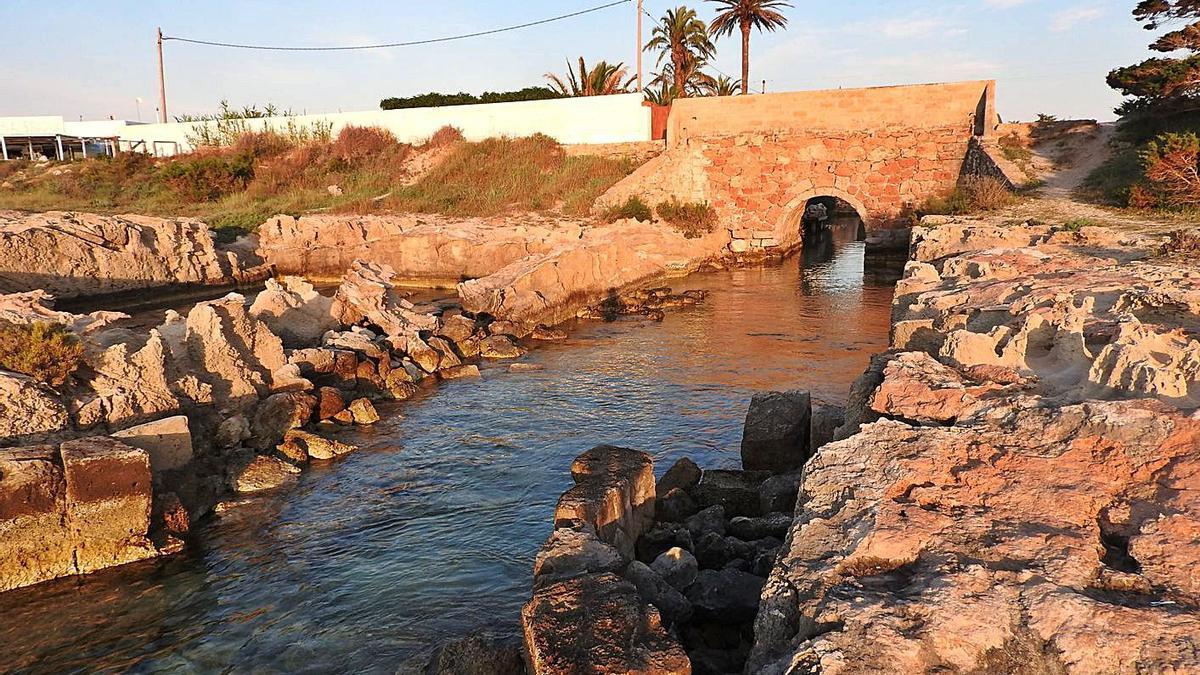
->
598, 80, 1011, 253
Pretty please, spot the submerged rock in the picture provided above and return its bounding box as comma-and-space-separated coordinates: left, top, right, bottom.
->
230, 454, 300, 493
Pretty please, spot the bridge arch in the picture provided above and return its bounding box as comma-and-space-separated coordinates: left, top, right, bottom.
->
774, 187, 870, 251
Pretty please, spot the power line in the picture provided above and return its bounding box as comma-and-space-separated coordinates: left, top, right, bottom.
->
162, 0, 632, 51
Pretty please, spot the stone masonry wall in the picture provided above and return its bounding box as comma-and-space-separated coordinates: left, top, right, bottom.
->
668, 80, 994, 143
599, 124, 972, 253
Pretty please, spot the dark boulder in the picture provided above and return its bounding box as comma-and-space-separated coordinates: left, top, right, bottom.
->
740, 390, 812, 473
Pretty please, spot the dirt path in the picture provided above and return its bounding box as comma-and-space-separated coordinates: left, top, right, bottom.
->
1035, 122, 1116, 197
992, 122, 1184, 234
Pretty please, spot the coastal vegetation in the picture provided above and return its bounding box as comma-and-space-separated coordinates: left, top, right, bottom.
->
380, 87, 563, 110
918, 176, 1017, 216
656, 198, 717, 238
1089, 1, 1200, 209
545, 58, 635, 96
0, 125, 636, 239
0, 320, 83, 387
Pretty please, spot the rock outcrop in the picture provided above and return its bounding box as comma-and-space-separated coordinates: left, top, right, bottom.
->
0, 437, 162, 593
459, 220, 722, 328
0, 211, 237, 298
750, 221, 1200, 674
255, 213, 590, 281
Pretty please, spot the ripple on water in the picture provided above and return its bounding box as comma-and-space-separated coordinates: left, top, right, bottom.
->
0, 224, 897, 673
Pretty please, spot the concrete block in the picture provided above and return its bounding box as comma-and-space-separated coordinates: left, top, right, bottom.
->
112, 415, 193, 473
0, 446, 72, 592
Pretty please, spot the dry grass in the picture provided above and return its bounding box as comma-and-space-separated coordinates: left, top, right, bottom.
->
919, 176, 1018, 216
656, 198, 716, 238
838, 555, 913, 578
386, 134, 636, 217
0, 127, 637, 238
0, 321, 84, 387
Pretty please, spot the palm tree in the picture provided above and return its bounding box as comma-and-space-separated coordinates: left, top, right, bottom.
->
708, 0, 790, 95
545, 58, 635, 97
705, 74, 743, 96
645, 6, 716, 98
651, 50, 716, 100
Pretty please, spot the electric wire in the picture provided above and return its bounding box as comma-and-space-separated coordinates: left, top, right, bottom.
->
162, 0, 632, 51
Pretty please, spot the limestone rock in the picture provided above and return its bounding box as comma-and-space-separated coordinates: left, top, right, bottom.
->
521, 572, 690, 675
624, 561, 693, 625
741, 390, 812, 473
231, 454, 301, 493
554, 445, 656, 558
657, 456, 702, 495
440, 364, 481, 380
58, 437, 157, 575
423, 633, 526, 675
533, 525, 625, 588
650, 547, 698, 592
0, 211, 232, 299
686, 568, 766, 623
81, 330, 181, 428
248, 276, 337, 347
249, 392, 316, 450
692, 470, 769, 517
748, 405, 1200, 674
0, 371, 70, 445
255, 212, 588, 281
315, 386, 346, 421
479, 334, 525, 359
347, 398, 380, 425
331, 260, 439, 338
279, 429, 358, 461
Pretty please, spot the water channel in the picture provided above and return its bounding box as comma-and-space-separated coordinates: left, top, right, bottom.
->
0, 222, 897, 673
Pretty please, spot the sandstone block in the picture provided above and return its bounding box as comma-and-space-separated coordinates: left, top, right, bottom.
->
59, 437, 156, 575
555, 445, 656, 558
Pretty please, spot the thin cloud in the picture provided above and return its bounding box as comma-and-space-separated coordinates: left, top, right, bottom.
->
1051, 7, 1104, 32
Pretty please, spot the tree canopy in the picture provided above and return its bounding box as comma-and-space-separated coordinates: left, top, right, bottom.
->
1108, 1, 1200, 117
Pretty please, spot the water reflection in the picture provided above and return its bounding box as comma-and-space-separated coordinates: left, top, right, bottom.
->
0, 226, 895, 673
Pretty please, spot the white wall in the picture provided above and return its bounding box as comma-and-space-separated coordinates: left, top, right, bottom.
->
108, 94, 652, 155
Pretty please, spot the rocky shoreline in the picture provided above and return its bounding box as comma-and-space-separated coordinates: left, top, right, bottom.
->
0, 233, 710, 594
521, 219, 1200, 674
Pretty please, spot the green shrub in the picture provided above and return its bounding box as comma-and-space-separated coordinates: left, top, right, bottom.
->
603, 196, 653, 222
0, 321, 84, 387
1080, 147, 1143, 205
159, 152, 255, 202
380, 87, 563, 110
656, 199, 716, 238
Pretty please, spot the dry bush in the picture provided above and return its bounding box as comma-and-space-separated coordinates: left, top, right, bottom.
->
1138, 132, 1200, 208
962, 176, 1017, 210
426, 125, 465, 148
656, 198, 717, 237
160, 152, 255, 202
231, 131, 292, 159
331, 125, 400, 164
1163, 229, 1200, 255
0, 160, 28, 182
0, 320, 84, 387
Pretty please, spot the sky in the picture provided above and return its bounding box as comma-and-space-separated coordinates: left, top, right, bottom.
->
0, 0, 1163, 123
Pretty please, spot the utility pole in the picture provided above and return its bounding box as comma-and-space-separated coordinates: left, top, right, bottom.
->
636, 0, 644, 91
156, 27, 168, 123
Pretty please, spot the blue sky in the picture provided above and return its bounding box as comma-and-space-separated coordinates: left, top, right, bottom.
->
0, 1, 1160, 122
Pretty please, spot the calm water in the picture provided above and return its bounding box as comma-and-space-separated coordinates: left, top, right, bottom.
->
0, 224, 896, 674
